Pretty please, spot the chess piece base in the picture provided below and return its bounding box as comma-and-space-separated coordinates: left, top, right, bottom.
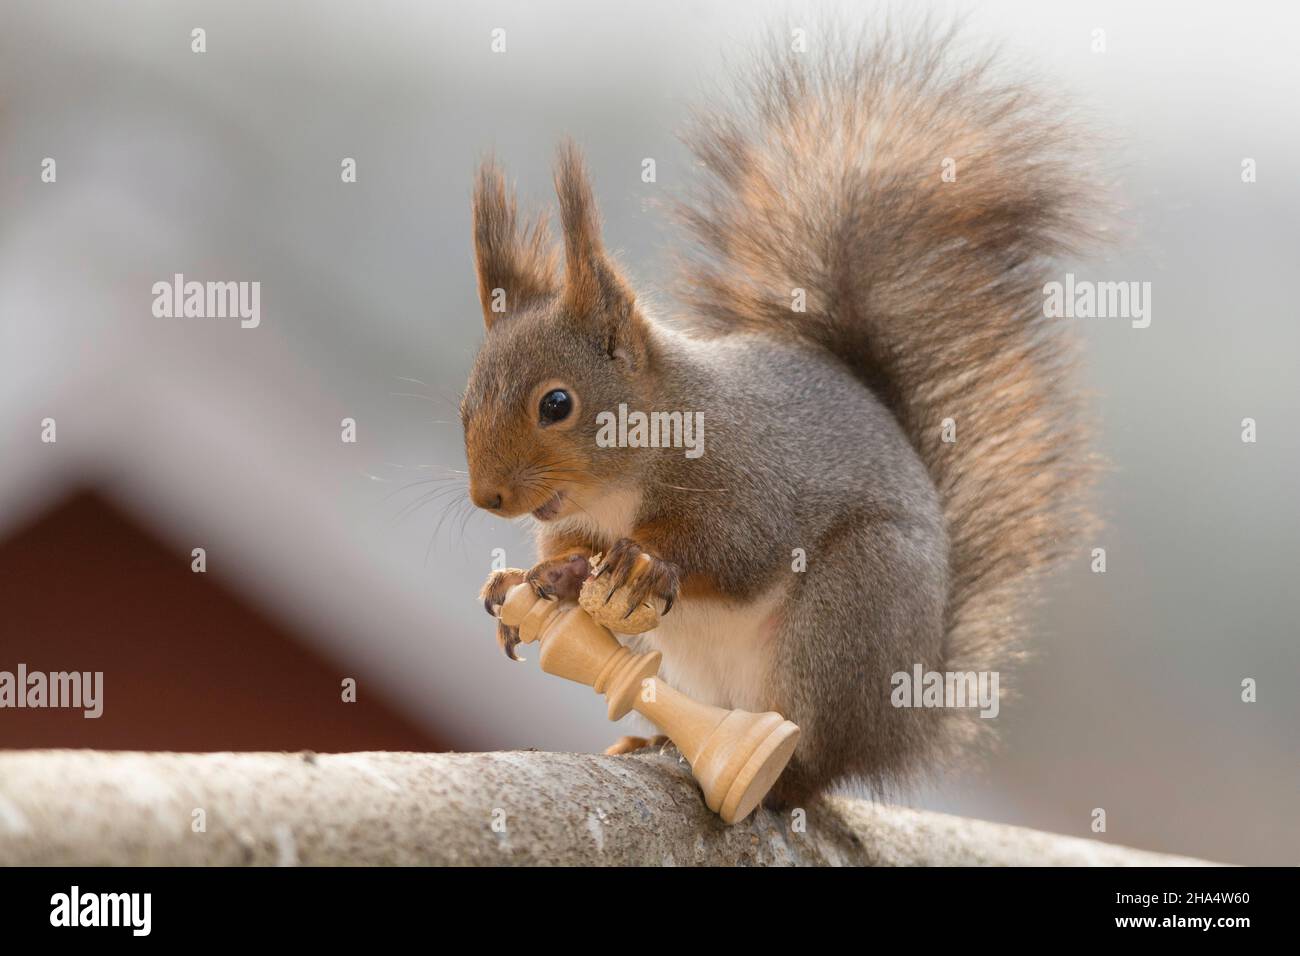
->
722, 714, 801, 823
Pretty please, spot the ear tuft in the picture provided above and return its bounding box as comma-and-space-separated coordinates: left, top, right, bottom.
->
553, 140, 635, 319
472, 157, 559, 327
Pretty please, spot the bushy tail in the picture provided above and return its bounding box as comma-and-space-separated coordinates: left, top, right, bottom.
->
676, 23, 1099, 729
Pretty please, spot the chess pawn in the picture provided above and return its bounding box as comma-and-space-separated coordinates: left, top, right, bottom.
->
497, 582, 800, 824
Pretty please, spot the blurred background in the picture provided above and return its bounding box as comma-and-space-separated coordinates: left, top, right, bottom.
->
1, 0, 1296, 864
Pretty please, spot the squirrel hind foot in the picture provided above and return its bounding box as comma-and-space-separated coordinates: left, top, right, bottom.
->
603, 734, 670, 756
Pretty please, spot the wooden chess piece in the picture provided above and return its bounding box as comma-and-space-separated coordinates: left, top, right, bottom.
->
496, 580, 800, 824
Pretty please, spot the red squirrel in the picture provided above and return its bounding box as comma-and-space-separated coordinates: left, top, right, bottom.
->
462, 26, 1097, 807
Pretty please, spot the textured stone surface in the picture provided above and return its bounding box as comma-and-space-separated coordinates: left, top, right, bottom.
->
0, 749, 1215, 866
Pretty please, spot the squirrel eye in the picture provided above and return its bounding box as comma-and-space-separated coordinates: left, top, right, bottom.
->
538, 389, 573, 425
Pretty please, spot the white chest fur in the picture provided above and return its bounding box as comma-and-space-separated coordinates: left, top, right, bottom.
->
544, 483, 783, 714
623, 585, 784, 714
543, 486, 642, 548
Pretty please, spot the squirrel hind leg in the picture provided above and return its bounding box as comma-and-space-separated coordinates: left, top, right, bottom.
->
767, 510, 950, 800
762, 765, 819, 813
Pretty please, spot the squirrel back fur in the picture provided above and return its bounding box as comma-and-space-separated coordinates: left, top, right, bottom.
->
674, 23, 1098, 754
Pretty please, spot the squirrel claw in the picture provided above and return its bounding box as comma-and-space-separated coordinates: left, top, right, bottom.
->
480, 568, 528, 658
600, 538, 680, 621
479, 568, 527, 620
497, 621, 523, 661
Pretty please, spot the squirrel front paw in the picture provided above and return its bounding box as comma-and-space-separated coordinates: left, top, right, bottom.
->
593, 538, 680, 617
525, 552, 591, 601
479, 567, 527, 660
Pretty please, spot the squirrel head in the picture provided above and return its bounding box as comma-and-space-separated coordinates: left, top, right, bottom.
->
461, 141, 653, 522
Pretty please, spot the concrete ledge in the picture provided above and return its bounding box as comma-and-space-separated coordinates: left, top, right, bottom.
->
0, 749, 1215, 866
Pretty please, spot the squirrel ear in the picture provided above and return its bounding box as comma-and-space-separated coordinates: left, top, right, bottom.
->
554, 140, 637, 321
472, 158, 559, 329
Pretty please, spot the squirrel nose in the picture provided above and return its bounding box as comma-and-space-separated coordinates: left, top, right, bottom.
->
471, 487, 505, 511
